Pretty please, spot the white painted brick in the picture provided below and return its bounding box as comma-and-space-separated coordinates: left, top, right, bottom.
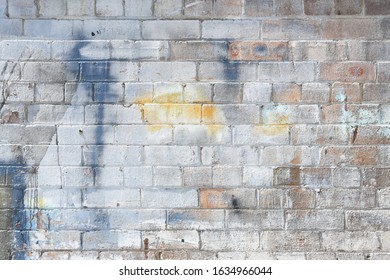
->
243, 167, 273, 187
83, 230, 141, 250
80, 20, 141, 40
24, 189, 82, 208
143, 230, 199, 250
59, 146, 82, 166
183, 167, 212, 187
85, 105, 142, 124
8, 0, 36, 17
144, 146, 200, 166
28, 105, 84, 124
35, 84, 64, 103
124, 83, 153, 104
243, 83, 272, 104
6, 83, 34, 103
258, 62, 316, 82
83, 145, 142, 166
201, 146, 258, 165
81, 62, 138, 82
115, 125, 173, 145
23, 145, 58, 166
65, 83, 93, 105
262, 105, 319, 124
153, 83, 183, 103
37, 166, 61, 187
202, 231, 259, 251
142, 20, 200, 40
184, 83, 213, 103
260, 146, 319, 166
168, 210, 225, 230
29, 231, 81, 250
62, 167, 94, 188
139, 62, 196, 82
96, 0, 124, 16
21, 62, 79, 83
173, 125, 231, 145
24, 20, 74, 39
154, 167, 182, 187
233, 125, 289, 145
111, 41, 169, 61
52, 41, 110, 61
39, 0, 66, 17
95, 167, 124, 187
0, 41, 51, 60
109, 209, 165, 230
213, 166, 242, 187
124, 167, 153, 187
202, 20, 260, 39
142, 189, 198, 208
58, 125, 115, 145
199, 62, 257, 81
125, 0, 153, 17
83, 189, 140, 208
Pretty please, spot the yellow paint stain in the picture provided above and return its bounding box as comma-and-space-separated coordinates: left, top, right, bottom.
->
147, 124, 167, 132
206, 125, 225, 139
266, 114, 289, 124
37, 197, 45, 208
202, 105, 225, 123
153, 92, 183, 103
134, 95, 153, 104
255, 125, 289, 136
144, 104, 202, 124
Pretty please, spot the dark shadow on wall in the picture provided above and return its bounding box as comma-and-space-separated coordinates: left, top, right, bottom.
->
0, 32, 113, 259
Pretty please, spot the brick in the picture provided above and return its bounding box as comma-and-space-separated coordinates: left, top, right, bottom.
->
109, 209, 165, 230
65, 83, 93, 105
272, 83, 301, 103
243, 83, 272, 104
286, 210, 344, 230
140, 62, 196, 82
218, 252, 246, 260
21, 62, 79, 83
200, 139, 249, 166
332, 83, 361, 103
184, 83, 213, 103
332, 168, 361, 187
95, 167, 124, 187
352, 126, 390, 145
258, 62, 316, 82
0, 210, 13, 230
260, 231, 320, 251
364, 84, 390, 102
23, 145, 58, 166
318, 189, 375, 209
28, 105, 83, 124
170, 41, 227, 61
301, 83, 330, 103
261, 146, 319, 166
363, 168, 390, 187
318, 62, 375, 82
173, 125, 231, 145
84, 189, 140, 208
184, 0, 213, 17
202, 231, 259, 251
96, 0, 124, 16
183, 167, 212, 187
59, 146, 81, 166
24, 189, 81, 209
168, 210, 224, 230
303, 0, 332, 15
24, 20, 75, 39
113, 41, 169, 61
85, 105, 143, 124
83, 145, 142, 166
8, 0, 36, 17
144, 230, 198, 251
379, 188, 390, 207
81, 62, 137, 82
29, 231, 81, 250
382, 18, 390, 39
0, 125, 55, 145
142, 188, 198, 208
301, 168, 332, 187
58, 125, 114, 145
5, 83, 34, 103
291, 41, 348, 61
142, 20, 199, 39
200, 188, 256, 209
0, 0, 5, 17
213, 83, 242, 103
262, 20, 321, 40
243, 167, 273, 187
124, 167, 153, 187
378, 63, 390, 82
66, 0, 94, 16
80, 20, 141, 40
320, 104, 379, 124
124, 83, 153, 104
259, 188, 316, 209
37, 166, 61, 187
244, 0, 273, 16
275, 0, 303, 16
154, 0, 182, 17
227, 210, 284, 229
115, 125, 172, 145
262, 105, 319, 124
0, 40, 51, 60
306, 252, 336, 260
52, 41, 109, 61
320, 146, 378, 166
0, 19, 22, 37
83, 231, 140, 250
62, 167, 94, 188
273, 167, 301, 185
230, 41, 288, 61
199, 62, 257, 81
153, 82, 183, 103
144, 104, 201, 124
365, 0, 390, 15
291, 125, 349, 145
0, 62, 20, 82
145, 146, 199, 166
382, 232, 390, 251
214, 0, 242, 16
202, 20, 260, 39
324, 19, 382, 39
38, 0, 66, 17
347, 210, 390, 230
334, 0, 363, 15
35, 84, 64, 103
125, 0, 153, 17
322, 232, 380, 251
203, 104, 259, 124
154, 167, 182, 187
213, 166, 242, 187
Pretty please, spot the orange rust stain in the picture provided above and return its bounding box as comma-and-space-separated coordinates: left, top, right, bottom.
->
200, 189, 227, 209
202, 105, 217, 121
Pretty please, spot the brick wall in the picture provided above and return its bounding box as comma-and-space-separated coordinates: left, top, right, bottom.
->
0, 0, 389, 260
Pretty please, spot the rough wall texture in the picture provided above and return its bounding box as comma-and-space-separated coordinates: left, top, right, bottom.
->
0, 0, 389, 260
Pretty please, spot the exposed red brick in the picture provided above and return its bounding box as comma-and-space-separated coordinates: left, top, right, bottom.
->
229, 41, 289, 61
